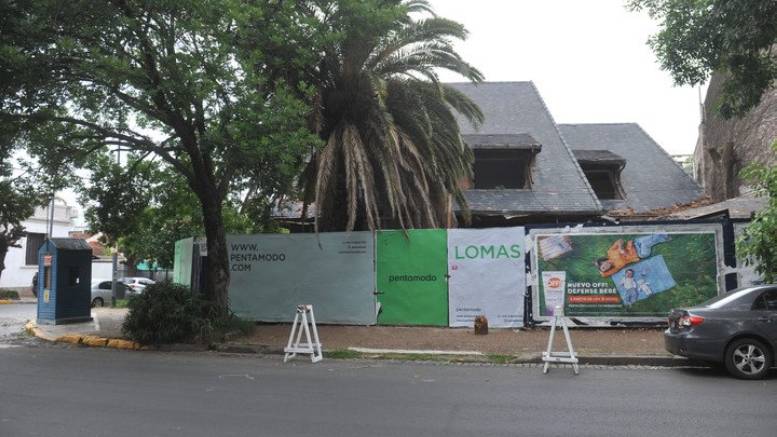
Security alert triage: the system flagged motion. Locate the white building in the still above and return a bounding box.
[0,198,79,295]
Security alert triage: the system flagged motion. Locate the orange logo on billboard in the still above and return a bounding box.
[548,277,561,288]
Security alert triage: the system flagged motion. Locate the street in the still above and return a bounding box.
[0,318,775,437]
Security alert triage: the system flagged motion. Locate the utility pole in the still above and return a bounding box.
[109,147,126,307]
[46,196,55,238]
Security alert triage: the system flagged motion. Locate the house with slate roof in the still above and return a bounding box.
[450,82,703,225]
[274,81,703,229]
[449,82,602,226]
[559,123,703,218]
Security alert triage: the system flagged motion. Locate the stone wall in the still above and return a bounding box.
[695,73,777,201]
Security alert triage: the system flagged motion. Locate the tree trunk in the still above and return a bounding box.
[197,191,230,317]
[0,241,8,284]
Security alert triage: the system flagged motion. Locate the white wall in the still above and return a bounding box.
[0,199,79,292]
[91,260,114,282]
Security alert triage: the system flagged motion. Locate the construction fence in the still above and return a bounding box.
[174,218,760,327]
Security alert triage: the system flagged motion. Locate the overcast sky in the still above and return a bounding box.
[429,0,703,155]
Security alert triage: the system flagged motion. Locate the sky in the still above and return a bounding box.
[429,0,703,155]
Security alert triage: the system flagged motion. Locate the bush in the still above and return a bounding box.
[0,289,20,300]
[121,281,255,345]
[122,282,202,345]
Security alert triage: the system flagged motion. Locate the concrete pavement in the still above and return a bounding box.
[0,344,775,437]
[26,307,127,341]
[17,303,690,365]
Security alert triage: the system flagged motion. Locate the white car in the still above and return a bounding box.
[120,277,156,294]
[90,280,129,307]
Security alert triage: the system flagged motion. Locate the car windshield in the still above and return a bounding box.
[702,287,759,309]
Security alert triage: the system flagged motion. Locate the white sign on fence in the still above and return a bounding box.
[447,227,526,328]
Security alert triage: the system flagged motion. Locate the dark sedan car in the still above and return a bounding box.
[665,285,777,379]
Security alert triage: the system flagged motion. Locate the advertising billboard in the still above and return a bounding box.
[531,225,723,321]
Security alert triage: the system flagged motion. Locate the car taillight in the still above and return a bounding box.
[679,314,704,327]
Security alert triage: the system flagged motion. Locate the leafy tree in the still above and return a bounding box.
[79,153,259,270]
[1,1,322,314]
[629,0,777,117]
[300,0,484,231]
[737,142,777,282]
[0,127,42,282]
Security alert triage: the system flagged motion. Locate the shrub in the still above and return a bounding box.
[121,281,255,345]
[122,281,201,345]
[0,289,20,300]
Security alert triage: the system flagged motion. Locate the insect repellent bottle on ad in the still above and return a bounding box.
[542,271,566,316]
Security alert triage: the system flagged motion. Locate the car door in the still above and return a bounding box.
[97,281,113,300]
[751,288,777,347]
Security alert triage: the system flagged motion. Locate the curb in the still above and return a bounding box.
[24,321,143,351]
[0,299,36,305]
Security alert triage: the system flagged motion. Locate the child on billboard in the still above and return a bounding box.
[594,239,639,277]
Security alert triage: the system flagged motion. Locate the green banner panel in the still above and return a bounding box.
[173,238,193,287]
[534,228,721,319]
[377,229,448,326]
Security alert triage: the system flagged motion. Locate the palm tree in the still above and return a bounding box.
[301,0,484,232]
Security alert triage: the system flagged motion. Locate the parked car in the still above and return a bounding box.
[665,285,777,379]
[90,280,128,307]
[119,277,155,295]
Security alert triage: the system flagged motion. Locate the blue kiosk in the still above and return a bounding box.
[37,238,93,325]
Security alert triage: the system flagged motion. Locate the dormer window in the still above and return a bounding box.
[573,150,626,200]
[463,134,541,190]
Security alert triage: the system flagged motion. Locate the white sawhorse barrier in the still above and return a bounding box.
[542,306,579,375]
[284,304,323,363]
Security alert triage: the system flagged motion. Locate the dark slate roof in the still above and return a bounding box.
[465,190,607,215]
[559,123,703,213]
[49,238,92,251]
[448,82,602,215]
[669,194,767,219]
[462,133,540,150]
[573,149,626,167]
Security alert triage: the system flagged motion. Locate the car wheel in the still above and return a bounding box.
[725,338,772,380]
[91,297,104,308]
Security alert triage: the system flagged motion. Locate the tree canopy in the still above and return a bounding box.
[0,0,322,312]
[0,125,42,281]
[629,0,777,117]
[78,153,260,270]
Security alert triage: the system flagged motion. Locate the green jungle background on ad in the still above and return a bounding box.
[538,233,718,317]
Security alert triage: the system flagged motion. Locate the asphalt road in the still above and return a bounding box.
[1,339,776,437]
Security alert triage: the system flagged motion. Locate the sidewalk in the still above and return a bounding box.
[27,311,687,365]
[240,324,668,355]
[28,308,127,341]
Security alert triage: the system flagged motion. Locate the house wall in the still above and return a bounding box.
[696,72,777,201]
[91,259,114,282]
[0,201,78,294]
